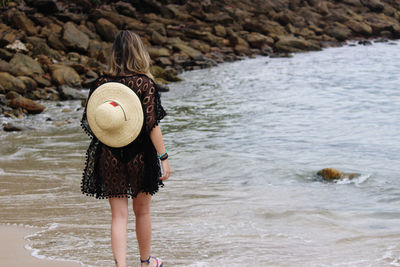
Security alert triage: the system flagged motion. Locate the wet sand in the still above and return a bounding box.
[0,225,82,267]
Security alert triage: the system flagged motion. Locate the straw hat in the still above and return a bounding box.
[86,82,143,148]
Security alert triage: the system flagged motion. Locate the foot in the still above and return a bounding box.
[141,256,163,267]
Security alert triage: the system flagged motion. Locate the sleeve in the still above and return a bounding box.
[140,76,167,132]
[81,77,105,138]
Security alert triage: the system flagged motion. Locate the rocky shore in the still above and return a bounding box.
[1,0,399,127]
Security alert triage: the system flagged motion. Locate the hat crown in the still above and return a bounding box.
[95,101,125,131]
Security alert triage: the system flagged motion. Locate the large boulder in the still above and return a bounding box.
[95,18,119,42]
[147,46,171,58]
[274,35,321,52]
[25,36,62,60]
[172,43,202,59]
[0,72,26,94]
[88,40,112,64]
[0,60,11,72]
[89,9,125,28]
[17,76,37,92]
[62,22,90,52]
[9,54,44,77]
[327,22,352,41]
[47,32,67,51]
[9,96,45,114]
[361,0,384,12]
[50,64,82,87]
[345,20,373,36]
[6,10,37,35]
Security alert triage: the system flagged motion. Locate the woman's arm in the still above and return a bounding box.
[150,125,171,180]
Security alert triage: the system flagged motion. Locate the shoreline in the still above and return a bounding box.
[0,224,82,267]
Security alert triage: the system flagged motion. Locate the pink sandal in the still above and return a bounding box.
[140,256,163,267]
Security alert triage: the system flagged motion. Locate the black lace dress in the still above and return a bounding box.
[81,74,166,199]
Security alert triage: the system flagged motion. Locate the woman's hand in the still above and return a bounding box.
[160,159,171,180]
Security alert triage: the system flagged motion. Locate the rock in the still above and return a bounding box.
[150,66,183,82]
[58,85,87,100]
[147,46,171,58]
[205,12,233,25]
[89,9,125,29]
[189,39,211,54]
[358,40,372,45]
[0,93,6,104]
[9,53,44,77]
[151,30,167,45]
[10,96,45,114]
[17,76,37,92]
[114,1,137,18]
[274,35,321,53]
[31,0,63,13]
[317,168,342,180]
[148,22,167,36]
[184,29,227,47]
[95,18,119,42]
[343,0,363,6]
[0,31,17,47]
[157,57,172,66]
[245,32,274,49]
[317,168,360,181]
[164,4,193,21]
[0,60,11,72]
[32,74,51,87]
[214,25,227,37]
[172,43,202,59]
[345,20,373,36]
[0,72,26,94]
[47,32,66,51]
[25,36,62,60]
[361,0,384,12]
[0,48,13,61]
[5,91,21,99]
[6,10,37,35]
[3,123,24,132]
[62,22,90,52]
[327,22,352,41]
[67,52,81,62]
[5,40,28,53]
[88,40,112,64]
[50,64,82,87]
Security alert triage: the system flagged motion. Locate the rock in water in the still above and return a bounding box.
[9,97,45,114]
[317,168,343,180]
[3,123,23,132]
[58,85,88,100]
[317,168,360,181]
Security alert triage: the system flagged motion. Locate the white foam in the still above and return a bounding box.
[335,174,371,186]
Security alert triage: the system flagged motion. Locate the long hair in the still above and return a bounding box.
[108,30,154,79]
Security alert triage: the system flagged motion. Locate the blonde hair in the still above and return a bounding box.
[108,30,154,79]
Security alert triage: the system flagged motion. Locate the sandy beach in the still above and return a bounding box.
[0,225,82,267]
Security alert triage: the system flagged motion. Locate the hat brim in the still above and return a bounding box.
[87,82,144,148]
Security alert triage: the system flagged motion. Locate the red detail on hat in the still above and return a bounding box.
[109,101,119,107]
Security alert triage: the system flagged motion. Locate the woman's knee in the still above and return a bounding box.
[132,193,151,216]
[109,198,129,221]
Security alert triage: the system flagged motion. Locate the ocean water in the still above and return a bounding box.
[1,40,400,266]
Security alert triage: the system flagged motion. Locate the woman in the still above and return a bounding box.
[81,30,170,267]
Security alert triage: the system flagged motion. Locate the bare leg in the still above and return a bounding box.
[109,197,129,267]
[133,193,162,267]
